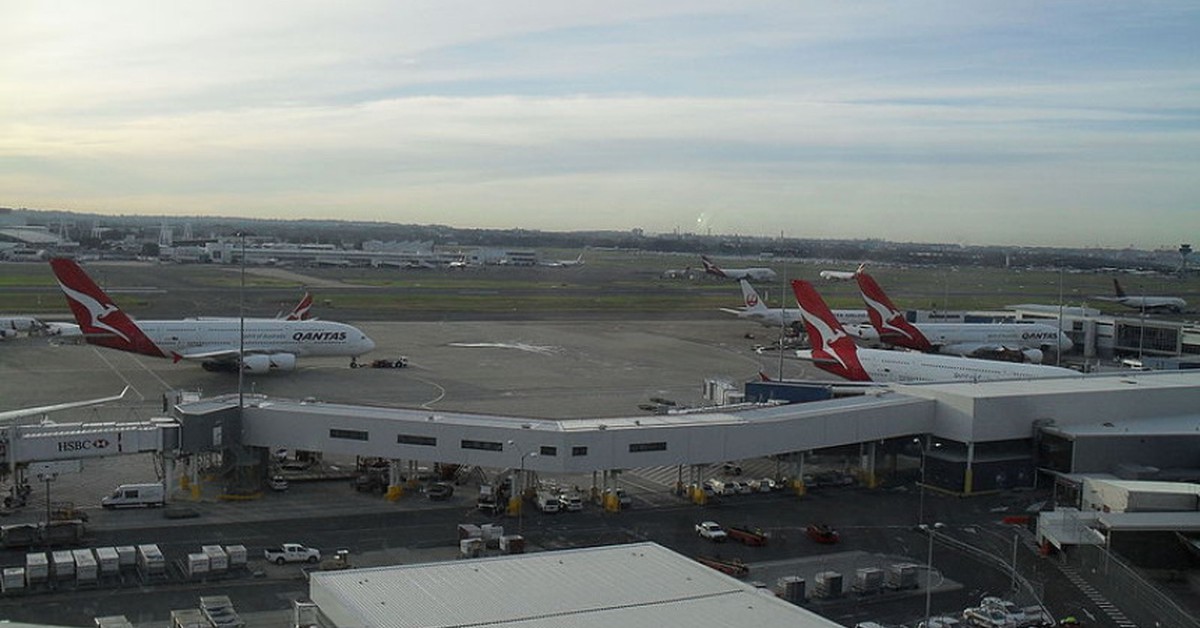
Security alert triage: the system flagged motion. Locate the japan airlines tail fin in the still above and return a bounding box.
[855,271,932,351]
[738,280,769,313]
[49,258,165,358]
[791,280,871,381]
[285,292,314,321]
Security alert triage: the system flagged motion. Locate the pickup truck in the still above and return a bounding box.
[695,521,728,542]
[264,543,321,565]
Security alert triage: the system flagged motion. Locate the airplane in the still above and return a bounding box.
[0,386,130,423]
[0,316,47,339]
[699,255,778,282]
[1094,278,1187,313]
[790,280,1076,383]
[49,258,375,373]
[855,271,1072,363]
[819,264,865,282]
[542,253,585,268]
[720,280,876,341]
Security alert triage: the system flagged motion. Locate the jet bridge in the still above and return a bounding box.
[1,418,180,469]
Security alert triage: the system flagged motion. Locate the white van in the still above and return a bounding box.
[534,490,560,513]
[101,483,165,508]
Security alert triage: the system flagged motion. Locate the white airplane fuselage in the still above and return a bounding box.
[800,346,1076,384]
[910,323,1072,354]
[132,319,375,358]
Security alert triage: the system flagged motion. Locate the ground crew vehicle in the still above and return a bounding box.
[263,543,320,565]
[695,521,728,542]
[725,525,769,546]
[101,483,165,508]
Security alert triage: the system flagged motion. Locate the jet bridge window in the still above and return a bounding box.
[539,446,557,456]
[629,442,667,453]
[461,439,504,452]
[397,434,437,447]
[330,428,369,441]
[571,446,588,457]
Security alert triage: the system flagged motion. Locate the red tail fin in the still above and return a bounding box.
[700,255,726,278]
[855,272,931,351]
[49,258,165,358]
[791,280,870,381]
[286,292,313,321]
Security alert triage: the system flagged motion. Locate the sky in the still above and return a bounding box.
[2,1,1198,248]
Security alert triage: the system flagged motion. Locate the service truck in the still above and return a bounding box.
[263,543,320,565]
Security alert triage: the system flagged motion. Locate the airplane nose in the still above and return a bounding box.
[361,334,376,354]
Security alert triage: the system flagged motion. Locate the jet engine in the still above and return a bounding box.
[241,353,298,373]
[1022,348,1044,364]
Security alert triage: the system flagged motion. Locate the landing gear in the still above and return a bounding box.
[350,357,359,369]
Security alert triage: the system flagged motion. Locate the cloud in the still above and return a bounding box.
[2,1,1198,247]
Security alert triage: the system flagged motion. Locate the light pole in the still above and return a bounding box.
[518,451,537,535]
[920,522,945,628]
[915,438,925,526]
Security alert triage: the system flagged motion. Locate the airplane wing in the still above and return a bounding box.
[0,387,131,422]
[719,307,747,315]
[171,348,243,362]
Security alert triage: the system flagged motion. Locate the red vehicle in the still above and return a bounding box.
[725,525,769,547]
[806,523,839,544]
[695,555,749,578]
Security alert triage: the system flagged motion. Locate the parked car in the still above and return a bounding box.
[748,478,778,492]
[269,475,289,491]
[425,482,454,501]
[695,521,728,542]
[721,462,743,475]
[730,480,752,494]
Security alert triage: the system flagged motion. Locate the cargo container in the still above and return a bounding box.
[73,549,98,583]
[0,524,39,549]
[499,535,525,554]
[224,545,247,569]
[94,547,119,576]
[186,553,210,579]
[169,609,209,628]
[854,567,883,594]
[115,546,136,569]
[813,571,843,599]
[137,544,165,576]
[457,524,482,540]
[886,563,919,590]
[94,616,134,628]
[51,550,74,580]
[777,576,805,603]
[42,520,85,546]
[459,538,483,559]
[2,567,25,593]
[202,545,228,572]
[25,553,48,585]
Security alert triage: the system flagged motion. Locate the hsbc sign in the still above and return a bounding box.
[57,438,112,453]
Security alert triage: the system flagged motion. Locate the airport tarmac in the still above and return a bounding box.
[1,319,805,420]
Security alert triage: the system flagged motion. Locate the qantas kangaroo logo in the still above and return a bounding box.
[799,307,851,371]
[745,294,759,307]
[286,293,313,321]
[56,280,131,343]
[856,273,930,349]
